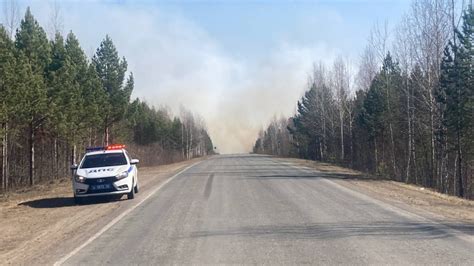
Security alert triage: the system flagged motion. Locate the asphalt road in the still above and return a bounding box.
[63,154,473,265]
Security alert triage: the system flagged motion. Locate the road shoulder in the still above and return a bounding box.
[273,157,474,225]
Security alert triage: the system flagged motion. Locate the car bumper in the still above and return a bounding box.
[74,190,130,198]
[73,176,133,197]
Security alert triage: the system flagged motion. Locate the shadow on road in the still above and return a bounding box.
[19,197,76,208]
[19,195,122,208]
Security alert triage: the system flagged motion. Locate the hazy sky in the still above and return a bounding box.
[16,0,411,153]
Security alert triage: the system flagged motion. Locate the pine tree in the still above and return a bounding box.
[65,32,106,148]
[381,54,404,178]
[15,7,51,76]
[92,35,130,145]
[0,26,16,192]
[293,86,319,160]
[292,81,335,161]
[11,54,47,186]
[359,73,386,173]
[358,53,403,176]
[14,7,50,186]
[352,89,370,171]
[439,6,473,197]
[48,32,68,134]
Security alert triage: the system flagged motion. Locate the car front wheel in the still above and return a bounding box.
[134,182,139,194]
[127,183,135,200]
[74,196,83,205]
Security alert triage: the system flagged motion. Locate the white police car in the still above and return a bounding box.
[71,144,139,204]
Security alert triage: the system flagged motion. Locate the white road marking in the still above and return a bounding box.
[54,160,203,266]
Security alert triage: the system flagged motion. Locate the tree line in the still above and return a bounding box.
[254,1,473,199]
[0,7,214,193]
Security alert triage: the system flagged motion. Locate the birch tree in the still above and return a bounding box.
[2,0,20,39]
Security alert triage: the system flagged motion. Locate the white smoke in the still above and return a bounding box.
[21,1,341,153]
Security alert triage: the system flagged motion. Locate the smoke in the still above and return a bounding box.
[25,1,339,153]
[206,43,337,153]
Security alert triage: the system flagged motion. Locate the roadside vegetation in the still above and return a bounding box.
[0,6,214,194]
[254,1,473,199]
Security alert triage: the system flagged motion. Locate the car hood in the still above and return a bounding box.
[76,165,130,178]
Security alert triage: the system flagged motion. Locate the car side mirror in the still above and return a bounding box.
[70,163,78,170]
[130,159,139,165]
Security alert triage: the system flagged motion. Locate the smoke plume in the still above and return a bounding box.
[26,1,339,153]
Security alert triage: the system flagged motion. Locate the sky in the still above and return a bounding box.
[11,0,411,153]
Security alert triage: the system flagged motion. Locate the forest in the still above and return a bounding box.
[254,1,473,199]
[0,7,214,193]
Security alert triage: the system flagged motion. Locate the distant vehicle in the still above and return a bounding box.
[71,144,140,204]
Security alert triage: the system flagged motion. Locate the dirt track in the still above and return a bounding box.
[0,157,204,265]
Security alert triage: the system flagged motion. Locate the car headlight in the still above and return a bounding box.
[75,175,86,183]
[116,171,128,180]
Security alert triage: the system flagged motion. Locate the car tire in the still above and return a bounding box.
[134,182,139,194]
[127,183,135,200]
[74,196,83,205]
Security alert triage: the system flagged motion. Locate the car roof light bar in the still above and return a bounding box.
[85,146,105,152]
[106,144,126,150]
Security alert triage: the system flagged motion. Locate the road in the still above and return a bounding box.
[62,154,473,265]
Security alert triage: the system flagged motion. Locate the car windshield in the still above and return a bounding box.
[81,153,128,169]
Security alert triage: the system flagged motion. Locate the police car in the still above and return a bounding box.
[71,144,139,204]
